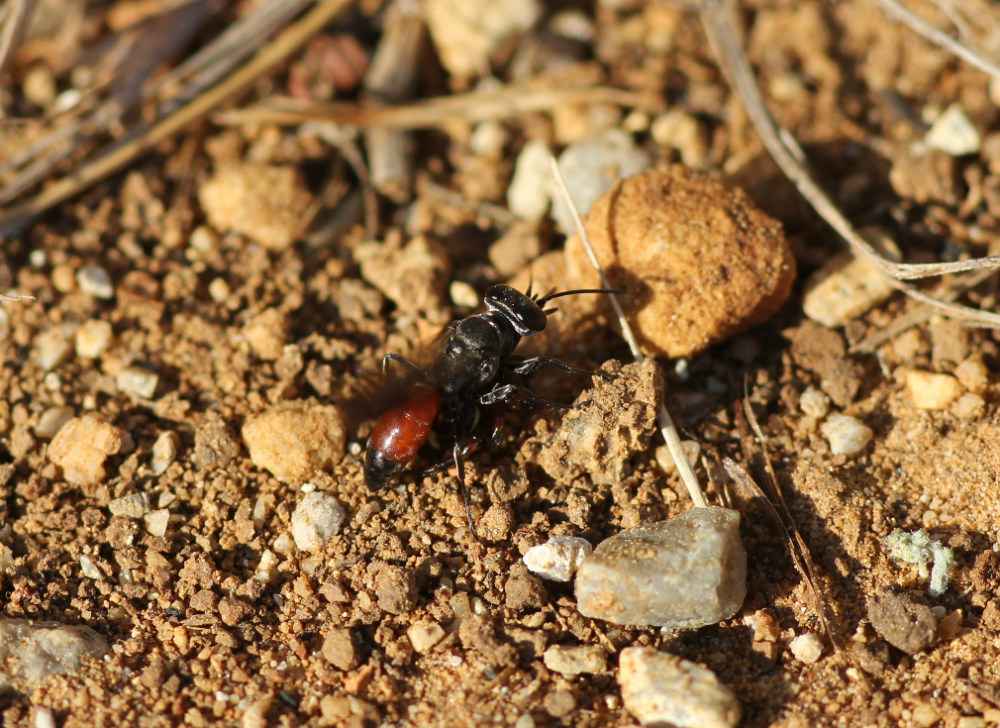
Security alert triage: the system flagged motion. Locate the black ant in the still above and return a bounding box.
[364,283,619,536]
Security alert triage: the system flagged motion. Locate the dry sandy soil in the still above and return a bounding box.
[2,0,1000,726]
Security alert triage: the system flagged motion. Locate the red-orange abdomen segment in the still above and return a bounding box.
[364,388,442,489]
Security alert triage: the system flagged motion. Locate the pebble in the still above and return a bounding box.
[217,596,252,626]
[116,365,159,399]
[523,535,593,582]
[0,618,109,687]
[254,549,279,583]
[290,491,346,551]
[33,323,79,371]
[407,621,446,653]
[954,355,989,394]
[788,633,825,664]
[552,128,651,233]
[925,104,980,156]
[198,163,312,251]
[906,370,964,410]
[543,644,607,677]
[802,252,894,328]
[322,629,359,670]
[47,415,124,487]
[507,139,554,220]
[649,110,707,168]
[241,402,346,483]
[565,167,796,358]
[150,431,180,475]
[820,414,873,456]
[34,707,56,728]
[355,235,450,315]
[575,508,746,628]
[76,264,114,299]
[193,416,240,470]
[370,561,418,615]
[79,555,103,580]
[423,0,541,81]
[242,308,289,361]
[108,492,149,518]
[75,319,113,359]
[951,392,985,419]
[143,509,170,538]
[799,386,831,419]
[618,647,741,728]
[34,406,74,439]
[655,440,701,474]
[866,588,937,653]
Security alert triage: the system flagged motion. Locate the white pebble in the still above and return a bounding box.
[116,366,159,399]
[290,492,347,551]
[76,264,114,299]
[109,492,150,518]
[34,707,56,728]
[75,319,113,359]
[925,104,980,156]
[789,633,824,664]
[33,323,79,371]
[799,386,830,418]
[543,644,607,677]
[151,431,180,475]
[254,549,279,583]
[523,535,592,582]
[406,621,446,653]
[80,554,102,580]
[820,414,873,456]
[143,509,170,538]
[655,441,701,474]
[507,139,553,220]
[906,370,964,410]
[802,253,894,328]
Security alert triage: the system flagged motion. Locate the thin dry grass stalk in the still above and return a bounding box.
[213,85,647,130]
[0,0,33,84]
[698,0,1000,329]
[871,0,1000,81]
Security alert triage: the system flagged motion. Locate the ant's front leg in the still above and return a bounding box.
[479,383,579,409]
[383,352,425,378]
[506,355,608,379]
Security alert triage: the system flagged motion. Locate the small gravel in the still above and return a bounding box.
[108,492,150,518]
[802,252,895,328]
[618,647,741,728]
[242,401,346,483]
[47,415,124,487]
[867,588,937,653]
[543,644,607,677]
[925,104,980,156]
[507,138,553,220]
[116,365,159,399]
[523,535,592,582]
[76,264,114,299]
[788,633,825,664]
[34,406,74,439]
[575,508,746,628]
[906,370,964,410]
[150,431,180,475]
[821,414,873,456]
[33,323,79,371]
[290,491,347,551]
[75,319,113,359]
[0,618,109,687]
[407,622,446,654]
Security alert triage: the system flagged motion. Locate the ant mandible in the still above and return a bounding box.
[364,283,619,536]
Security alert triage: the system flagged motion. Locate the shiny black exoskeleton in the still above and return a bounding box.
[364,283,618,534]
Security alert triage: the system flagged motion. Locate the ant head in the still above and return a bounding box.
[484,284,548,336]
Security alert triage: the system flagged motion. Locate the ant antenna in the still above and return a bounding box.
[534,287,625,307]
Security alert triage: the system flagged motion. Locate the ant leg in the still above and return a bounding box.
[479,383,578,409]
[383,352,424,377]
[453,441,480,540]
[507,355,605,378]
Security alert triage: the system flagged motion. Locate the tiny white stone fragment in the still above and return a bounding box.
[799,386,830,419]
[788,633,824,664]
[820,414,873,456]
[35,406,74,439]
[407,621,446,653]
[109,492,150,518]
[507,139,554,220]
[543,644,607,677]
[290,492,347,551]
[75,319,113,359]
[76,264,115,299]
[33,323,79,371]
[523,536,593,582]
[143,509,170,538]
[906,370,964,410]
[151,431,180,475]
[116,366,159,399]
[80,555,102,580]
[925,104,980,156]
[254,549,279,582]
[802,253,895,328]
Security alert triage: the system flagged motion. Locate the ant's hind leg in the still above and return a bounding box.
[507,356,610,379]
[382,352,424,377]
[453,442,480,540]
[479,383,578,409]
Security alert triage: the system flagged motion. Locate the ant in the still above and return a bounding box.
[364,283,619,536]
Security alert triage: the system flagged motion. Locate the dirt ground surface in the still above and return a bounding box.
[3,0,1000,726]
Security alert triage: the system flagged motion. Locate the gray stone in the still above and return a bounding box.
[575,508,746,628]
[0,618,109,688]
[618,647,740,728]
[291,491,347,551]
[76,264,114,299]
